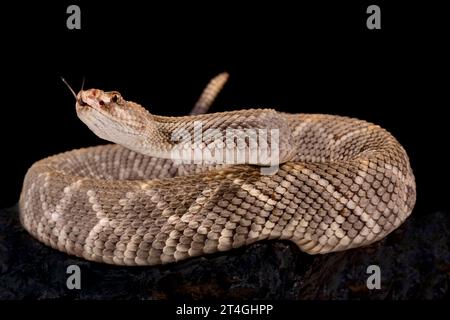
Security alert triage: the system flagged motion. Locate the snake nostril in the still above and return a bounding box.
[78,98,88,107]
[99,100,105,106]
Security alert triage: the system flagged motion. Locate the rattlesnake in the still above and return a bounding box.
[19,74,416,266]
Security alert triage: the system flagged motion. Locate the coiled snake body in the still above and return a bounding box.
[19,74,416,266]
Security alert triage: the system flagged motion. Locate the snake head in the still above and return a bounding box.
[76,89,152,150]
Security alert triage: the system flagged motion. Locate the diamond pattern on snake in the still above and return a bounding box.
[19,73,416,266]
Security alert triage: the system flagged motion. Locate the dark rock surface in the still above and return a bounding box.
[0,205,448,299]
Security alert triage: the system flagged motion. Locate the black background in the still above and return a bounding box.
[1,0,448,220]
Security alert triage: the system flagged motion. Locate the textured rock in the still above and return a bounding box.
[0,205,448,299]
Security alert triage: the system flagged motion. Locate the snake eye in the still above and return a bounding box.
[111,95,118,103]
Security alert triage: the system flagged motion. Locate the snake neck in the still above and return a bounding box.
[139,110,296,166]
